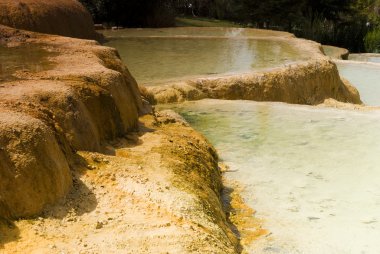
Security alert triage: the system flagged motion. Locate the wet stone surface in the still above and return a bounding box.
[0,44,55,83]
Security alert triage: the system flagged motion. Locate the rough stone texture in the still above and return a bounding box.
[147,37,361,105]
[0,80,126,153]
[189,60,360,104]
[0,25,243,253]
[149,83,207,103]
[0,25,142,218]
[0,0,99,40]
[1,112,240,254]
[0,110,72,218]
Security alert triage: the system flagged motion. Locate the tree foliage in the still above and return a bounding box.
[80,0,380,52]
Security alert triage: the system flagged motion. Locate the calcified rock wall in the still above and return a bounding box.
[147,38,361,105]
[0,0,99,40]
[0,25,142,218]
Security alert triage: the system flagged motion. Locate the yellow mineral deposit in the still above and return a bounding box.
[1,0,380,253]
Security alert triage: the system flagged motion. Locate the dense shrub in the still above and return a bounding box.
[294,17,368,52]
[365,29,380,52]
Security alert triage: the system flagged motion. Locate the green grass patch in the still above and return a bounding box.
[365,29,380,53]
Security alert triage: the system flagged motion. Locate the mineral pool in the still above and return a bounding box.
[164,99,380,254]
[348,54,380,64]
[103,28,307,85]
[337,61,380,106]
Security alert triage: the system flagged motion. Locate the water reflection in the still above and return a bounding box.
[101,27,290,38]
[105,37,303,85]
[102,28,308,85]
[0,45,55,83]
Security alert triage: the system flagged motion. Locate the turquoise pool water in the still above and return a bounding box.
[164,99,380,254]
[337,62,380,106]
[348,54,380,63]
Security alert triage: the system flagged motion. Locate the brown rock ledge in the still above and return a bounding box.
[0,25,142,219]
[0,0,99,40]
[1,112,240,254]
[146,37,361,105]
[0,26,243,253]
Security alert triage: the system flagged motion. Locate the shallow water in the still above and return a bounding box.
[337,62,380,106]
[163,99,380,254]
[321,46,335,57]
[0,45,55,83]
[101,27,289,38]
[348,54,380,63]
[322,45,345,59]
[103,28,306,85]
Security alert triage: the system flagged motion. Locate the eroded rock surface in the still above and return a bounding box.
[0,0,99,39]
[0,25,142,219]
[0,110,72,218]
[1,112,240,254]
[0,25,243,253]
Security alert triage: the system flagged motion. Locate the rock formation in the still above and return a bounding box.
[0,25,242,253]
[0,25,142,218]
[1,111,241,253]
[145,37,361,105]
[0,0,99,39]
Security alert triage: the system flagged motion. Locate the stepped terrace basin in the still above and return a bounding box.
[0,44,55,83]
[102,27,310,85]
[103,27,359,105]
[162,99,380,254]
[322,45,349,60]
[337,61,380,106]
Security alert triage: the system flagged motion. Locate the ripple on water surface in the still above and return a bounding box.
[103,28,307,85]
[162,99,380,254]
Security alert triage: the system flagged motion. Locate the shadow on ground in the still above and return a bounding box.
[222,185,244,253]
[41,154,98,219]
[0,220,20,249]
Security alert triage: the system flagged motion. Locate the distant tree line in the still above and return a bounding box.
[80,0,380,52]
[79,0,175,27]
[174,0,380,52]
